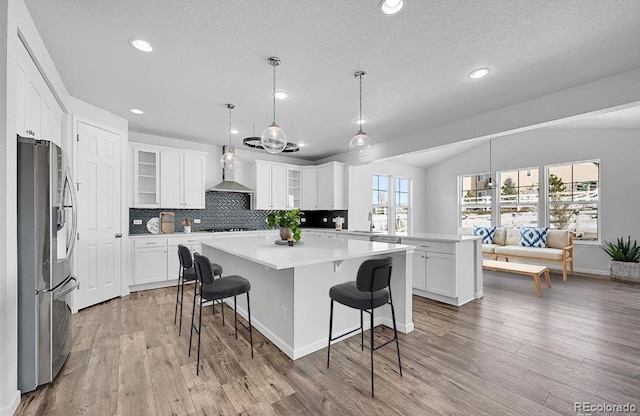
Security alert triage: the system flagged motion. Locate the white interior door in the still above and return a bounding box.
[75,121,122,309]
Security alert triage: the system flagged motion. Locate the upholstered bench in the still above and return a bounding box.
[460,227,574,281]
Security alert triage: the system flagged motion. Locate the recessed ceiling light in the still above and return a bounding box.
[130,108,144,114]
[380,0,405,15]
[275,91,289,100]
[468,68,491,79]
[229,128,239,135]
[297,143,307,148]
[129,38,154,53]
[354,118,367,125]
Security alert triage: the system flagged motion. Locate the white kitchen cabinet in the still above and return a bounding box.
[16,38,63,147]
[286,167,302,209]
[301,167,318,210]
[159,150,206,209]
[132,144,206,209]
[403,237,480,306]
[132,147,160,208]
[134,246,168,285]
[317,162,347,210]
[254,161,287,210]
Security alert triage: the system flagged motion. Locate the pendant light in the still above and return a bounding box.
[220,104,239,171]
[349,71,373,158]
[260,57,287,154]
[485,138,495,189]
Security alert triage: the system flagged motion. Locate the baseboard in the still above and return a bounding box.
[128,279,181,292]
[0,389,21,416]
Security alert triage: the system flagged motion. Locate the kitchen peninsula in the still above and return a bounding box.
[201,236,415,359]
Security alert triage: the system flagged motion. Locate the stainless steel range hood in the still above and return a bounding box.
[206,146,254,193]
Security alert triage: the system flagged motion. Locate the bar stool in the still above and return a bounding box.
[326,257,402,397]
[174,245,222,336]
[189,253,253,375]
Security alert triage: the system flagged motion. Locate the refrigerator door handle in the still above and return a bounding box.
[64,168,78,260]
[36,275,71,295]
[53,276,78,299]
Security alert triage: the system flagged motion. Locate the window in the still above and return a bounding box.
[460,173,492,227]
[395,178,410,235]
[498,168,539,228]
[547,161,599,241]
[372,174,389,232]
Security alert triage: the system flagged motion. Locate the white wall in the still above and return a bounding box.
[424,129,640,274]
[348,161,428,233]
[129,131,314,191]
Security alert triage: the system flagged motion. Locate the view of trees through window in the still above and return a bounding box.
[395,178,410,234]
[499,168,539,228]
[460,173,492,227]
[372,174,389,232]
[372,175,411,233]
[547,161,599,241]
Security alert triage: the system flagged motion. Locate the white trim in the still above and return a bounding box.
[0,389,20,416]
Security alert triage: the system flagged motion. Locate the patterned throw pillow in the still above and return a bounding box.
[473,226,497,244]
[519,228,548,248]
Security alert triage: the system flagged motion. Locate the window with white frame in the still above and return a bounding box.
[372,174,389,232]
[395,178,410,235]
[498,168,539,228]
[460,173,492,227]
[547,161,599,241]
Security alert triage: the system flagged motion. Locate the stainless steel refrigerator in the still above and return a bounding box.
[17,135,79,393]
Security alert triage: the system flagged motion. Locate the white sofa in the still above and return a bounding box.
[460,227,574,281]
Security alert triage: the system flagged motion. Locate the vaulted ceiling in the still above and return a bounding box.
[25,0,640,160]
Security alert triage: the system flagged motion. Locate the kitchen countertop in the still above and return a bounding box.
[301,228,480,243]
[202,235,414,270]
[128,230,276,238]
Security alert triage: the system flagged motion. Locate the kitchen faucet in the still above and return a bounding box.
[368,211,373,232]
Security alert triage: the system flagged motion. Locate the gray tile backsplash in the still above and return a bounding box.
[129,191,348,234]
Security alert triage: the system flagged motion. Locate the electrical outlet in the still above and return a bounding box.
[133,219,142,225]
[332,218,336,222]
[323,218,328,223]
[301,218,306,223]
[281,305,287,321]
[193,219,201,224]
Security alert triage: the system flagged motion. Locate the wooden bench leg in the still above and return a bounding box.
[544,269,552,288]
[532,273,542,297]
[570,258,574,273]
[562,260,567,282]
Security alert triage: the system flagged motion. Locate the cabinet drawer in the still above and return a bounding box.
[134,237,167,248]
[403,240,455,255]
[167,236,211,247]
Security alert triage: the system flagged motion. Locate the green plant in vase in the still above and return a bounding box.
[267,208,303,242]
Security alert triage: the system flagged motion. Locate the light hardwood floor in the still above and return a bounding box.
[16,271,640,415]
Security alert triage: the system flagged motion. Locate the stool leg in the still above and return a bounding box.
[389,290,403,377]
[234,295,238,339]
[370,308,375,397]
[221,300,225,326]
[178,276,186,336]
[188,281,198,356]
[327,299,334,369]
[196,297,204,375]
[360,310,364,351]
[247,291,253,358]
[174,270,181,326]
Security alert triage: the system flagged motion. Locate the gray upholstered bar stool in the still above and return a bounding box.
[189,253,253,375]
[326,257,402,397]
[174,244,222,336]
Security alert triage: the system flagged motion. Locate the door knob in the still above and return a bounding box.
[115,233,122,238]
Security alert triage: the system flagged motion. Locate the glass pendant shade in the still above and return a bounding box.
[349,132,373,158]
[220,147,239,171]
[260,123,287,154]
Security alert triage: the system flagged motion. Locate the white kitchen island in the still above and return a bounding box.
[201,236,415,360]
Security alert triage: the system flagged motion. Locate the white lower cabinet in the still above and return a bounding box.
[404,237,478,306]
[132,235,213,288]
[134,247,168,285]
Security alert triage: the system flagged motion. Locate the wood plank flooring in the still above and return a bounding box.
[16,271,640,415]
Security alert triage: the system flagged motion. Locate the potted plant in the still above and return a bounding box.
[267,208,303,242]
[603,236,640,281]
[182,218,193,233]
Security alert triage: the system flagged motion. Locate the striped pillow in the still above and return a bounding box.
[473,226,497,244]
[519,228,548,248]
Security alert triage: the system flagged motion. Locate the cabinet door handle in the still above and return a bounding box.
[26,129,35,136]
[146,242,157,245]
[420,245,430,248]
[115,233,122,238]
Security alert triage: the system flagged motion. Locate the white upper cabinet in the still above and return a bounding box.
[182,152,205,209]
[286,167,302,209]
[131,144,206,209]
[301,167,318,210]
[16,38,63,147]
[317,162,347,210]
[254,161,287,210]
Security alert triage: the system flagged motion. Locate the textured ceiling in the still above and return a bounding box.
[25,0,640,160]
